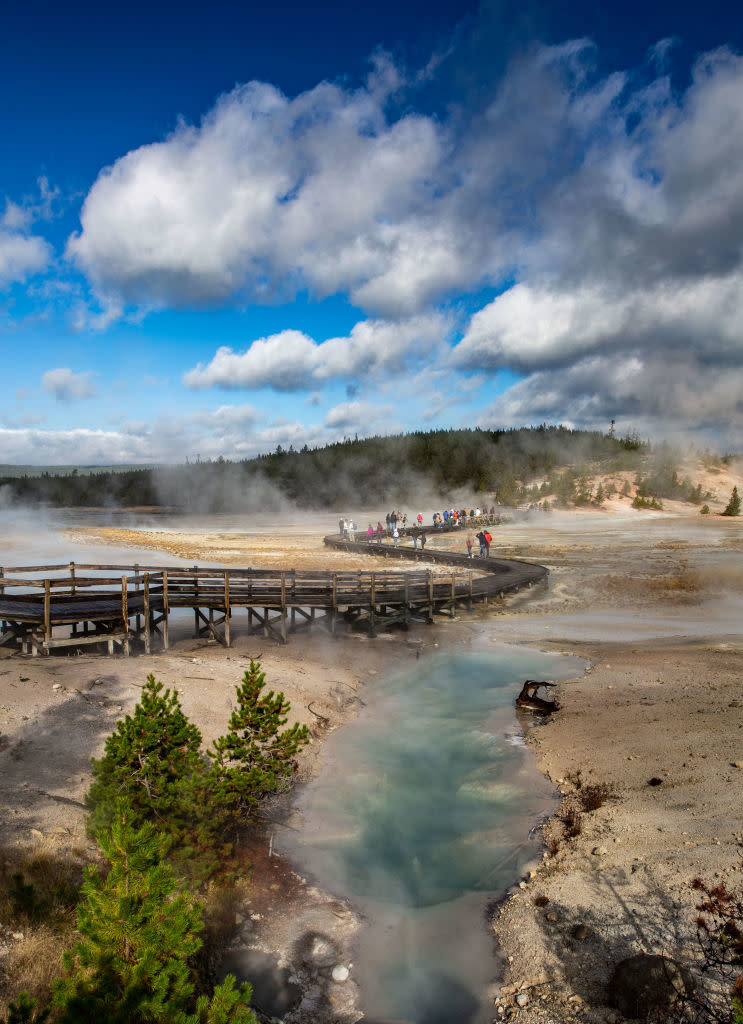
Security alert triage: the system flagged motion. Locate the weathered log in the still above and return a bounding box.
[515,679,559,713]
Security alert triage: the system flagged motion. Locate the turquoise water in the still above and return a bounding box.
[279,641,585,1024]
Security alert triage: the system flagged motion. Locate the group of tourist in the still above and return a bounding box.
[340,507,494,557]
[432,506,497,527]
[360,520,428,549]
[383,510,419,533]
[338,517,358,540]
[474,529,492,557]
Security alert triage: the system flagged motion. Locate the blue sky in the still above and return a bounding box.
[2,0,743,464]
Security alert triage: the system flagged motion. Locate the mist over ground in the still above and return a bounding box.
[0,426,677,514]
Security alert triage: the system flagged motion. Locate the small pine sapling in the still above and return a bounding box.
[86,676,215,876]
[54,808,256,1023]
[0,993,50,1024]
[208,660,309,834]
[54,809,202,1022]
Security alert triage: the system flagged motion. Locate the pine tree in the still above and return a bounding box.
[54,810,201,1022]
[208,660,309,833]
[53,810,256,1023]
[86,677,215,877]
[722,486,741,516]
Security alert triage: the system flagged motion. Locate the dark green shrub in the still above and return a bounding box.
[722,486,741,517]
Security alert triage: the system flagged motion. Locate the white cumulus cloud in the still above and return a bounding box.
[183,314,450,391]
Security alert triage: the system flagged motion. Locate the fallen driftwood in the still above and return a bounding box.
[307,701,330,726]
[516,679,559,714]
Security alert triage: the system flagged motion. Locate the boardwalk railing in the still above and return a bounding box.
[0,547,547,656]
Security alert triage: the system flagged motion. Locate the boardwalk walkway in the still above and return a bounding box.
[0,539,547,655]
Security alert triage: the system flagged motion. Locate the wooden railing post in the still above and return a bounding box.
[280,571,287,642]
[193,566,199,637]
[44,579,51,644]
[69,561,76,596]
[162,570,169,650]
[143,573,151,654]
[121,576,129,655]
[134,563,141,634]
[224,571,231,648]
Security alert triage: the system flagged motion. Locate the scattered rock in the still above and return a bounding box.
[331,964,350,983]
[592,846,609,857]
[732,761,743,769]
[572,924,592,941]
[52,684,63,691]
[299,932,338,969]
[608,954,695,1018]
[648,777,663,786]
[515,993,529,1007]
[545,910,561,923]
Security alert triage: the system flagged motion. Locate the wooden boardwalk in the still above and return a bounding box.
[0,541,547,655]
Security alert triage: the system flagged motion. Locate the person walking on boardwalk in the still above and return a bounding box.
[476,530,486,557]
[367,523,374,542]
[466,535,473,558]
[419,531,427,550]
[376,521,384,544]
[393,527,399,548]
[483,529,492,556]
[412,532,418,550]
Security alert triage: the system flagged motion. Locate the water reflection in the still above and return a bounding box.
[279,644,584,1023]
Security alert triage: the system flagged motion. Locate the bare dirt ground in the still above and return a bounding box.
[457,510,743,1024]
[1,501,742,1022]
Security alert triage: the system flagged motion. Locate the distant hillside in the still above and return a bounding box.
[1,426,733,514]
